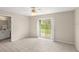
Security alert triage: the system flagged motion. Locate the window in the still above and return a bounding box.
[39,20,51,38]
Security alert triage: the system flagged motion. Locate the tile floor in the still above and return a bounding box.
[0,38,77,52]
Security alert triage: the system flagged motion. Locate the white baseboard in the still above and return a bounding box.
[55,39,74,45]
[29,36,38,38]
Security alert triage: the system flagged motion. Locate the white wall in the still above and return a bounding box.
[75,8,79,51]
[29,16,38,37]
[54,11,75,44]
[29,11,75,44]
[0,10,29,41]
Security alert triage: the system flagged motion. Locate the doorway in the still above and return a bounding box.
[38,18,54,39]
[0,16,11,41]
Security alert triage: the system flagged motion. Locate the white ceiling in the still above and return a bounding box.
[0,7,77,16]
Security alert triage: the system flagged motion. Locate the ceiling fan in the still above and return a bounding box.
[31,7,36,16]
[31,7,41,16]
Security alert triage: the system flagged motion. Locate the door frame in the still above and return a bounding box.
[37,17,55,40]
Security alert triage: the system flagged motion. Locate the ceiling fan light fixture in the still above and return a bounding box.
[32,7,36,16]
[32,12,36,16]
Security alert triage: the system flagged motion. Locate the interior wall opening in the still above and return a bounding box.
[0,16,11,41]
